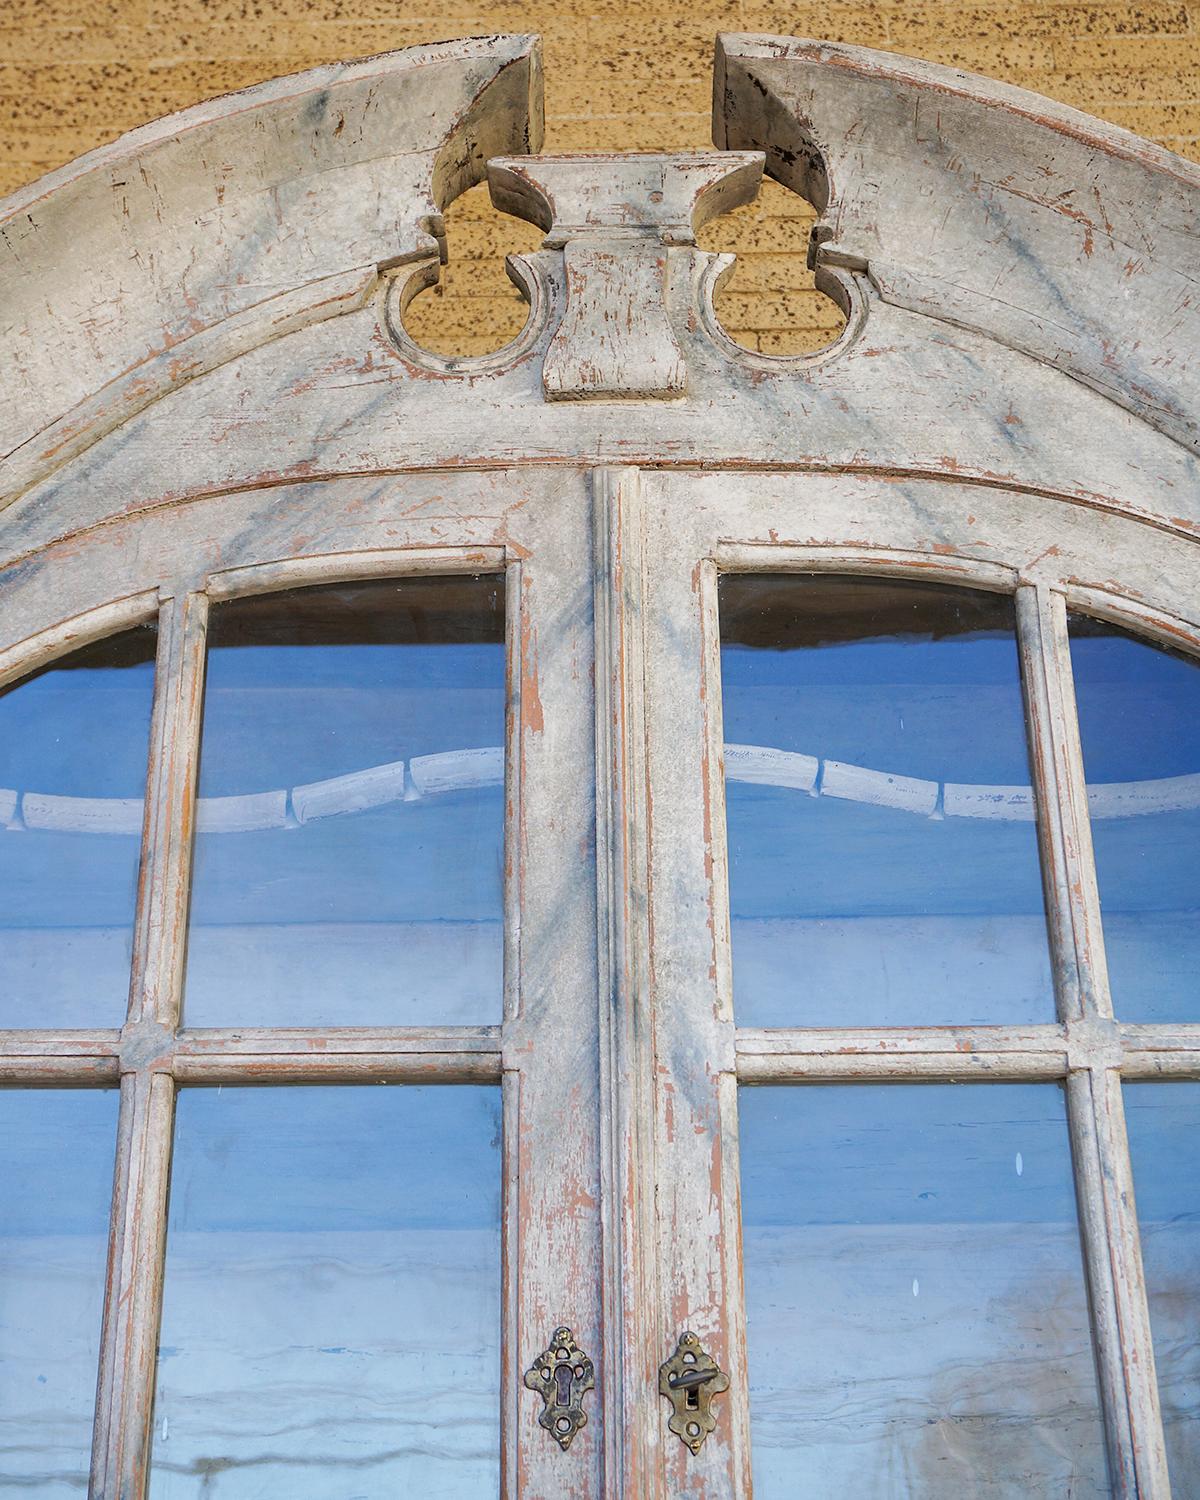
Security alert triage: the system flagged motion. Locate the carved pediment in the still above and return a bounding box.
[3,32,1200,541]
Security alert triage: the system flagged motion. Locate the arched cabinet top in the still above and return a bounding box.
[2,32,1199,563]
[0,35,544,476]
[3,39,1199,1500]
[716,33,1200,455]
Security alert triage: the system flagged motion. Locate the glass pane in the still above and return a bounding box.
[0,1088,117,1493]
[720,576,1052,1026]
[740,1083,1107,1498]
[0,628,156,1027]
[150,1085,502,1498]
[1124,1082,1200,1490]
[184,577,505,1026]
[1069,617,1200,1022]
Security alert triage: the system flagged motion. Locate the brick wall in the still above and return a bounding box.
[4,0,1198,354]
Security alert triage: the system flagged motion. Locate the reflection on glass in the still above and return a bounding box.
[0,1089,117,1491]
[1124,1083,1200,1490]
[720,576,1052,1027]
[0,628,156,1027]
[1069,617,1200,1022]
[184,577,505,1026]
[740,1084,1106,1498]
[150,1085,502,1498]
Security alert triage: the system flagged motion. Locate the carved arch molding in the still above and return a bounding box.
[3,28,1200,1500]
[1,29,1199,533]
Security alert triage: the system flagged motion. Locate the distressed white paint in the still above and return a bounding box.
[2,26,1199,1500]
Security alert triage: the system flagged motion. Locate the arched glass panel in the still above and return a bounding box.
[183,576,506,1027]
[0,627,157,1027]
[1068,616,1200,1022]
[720,575,1053,1027]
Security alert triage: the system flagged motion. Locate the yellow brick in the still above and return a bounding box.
[0,21,446,64]
[0,57,303,106]
[402,324,528,357]
[889,2,1190,46]
[716,289,849,331]
[4,0,1200,350]
[0,0,144,23]
[443,184,539,227]
[548,114,712,151]
[756,326,848,356]
[0,81,196,135]
[0,26,96,65]
[446,219,541,259]
[701,206,817,241]
[1044,67,1200,104]
[697,214,816,254]
[715,327,758,353]
[561,0,734,19]
[896,37,1057,74]
[404,289,531,343]
[698,184,822,250]
[0,161,59,195]
[1052,34,1200,68]
[1102,101,1200,134]
[576,19,716,78]
[712,252,825,295]
[436,258,542,297]
[543,74,711,119]
[0,127,101,163]
[740,5,892,48]
[140,0,535,24]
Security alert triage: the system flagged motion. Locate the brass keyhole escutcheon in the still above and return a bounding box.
[659,1330,730,1455]
[524,1326,595,1451]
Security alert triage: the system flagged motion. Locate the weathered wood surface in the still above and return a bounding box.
[591,468,666,1498]
[2,36,1200,540]
[490,154,762,400]
[643,468,1184,1497]
[6,255,1198,544]
[4,28,1200,1500]
[0,35,544,504]
[716,33,1200,457]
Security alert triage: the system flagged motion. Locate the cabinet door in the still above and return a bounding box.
[0,470,607,1500]
[628,467,1200,1499]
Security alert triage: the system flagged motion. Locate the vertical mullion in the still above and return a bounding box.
[500,557,521,1500]
[1018,582,1170,1496]
[92,590,207,1499]
[634,488,744,1496]
[128,589,209,1032]
[1077,1068,1173,1496]
[593,466,664,1499]
[92,1072,176,1499]
[1016,581,1105,1022]
[505,494,603,1499]
[698,555,752,1496]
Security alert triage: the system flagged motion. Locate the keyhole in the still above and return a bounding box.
[685,1386,699,1411]
[554,1363,574,1408]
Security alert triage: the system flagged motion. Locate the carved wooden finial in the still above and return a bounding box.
[488,152,763,401]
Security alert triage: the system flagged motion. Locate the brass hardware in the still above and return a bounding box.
[659,1330,729,1455]
[524,1326,595,1451]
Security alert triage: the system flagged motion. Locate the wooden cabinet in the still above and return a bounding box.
[2,31,1198,1499]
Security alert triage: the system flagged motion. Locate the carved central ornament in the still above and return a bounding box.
[490,152,763,400]
[387,151,774,401]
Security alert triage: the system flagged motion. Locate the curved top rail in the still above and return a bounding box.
[715,33,1200,455]
[0,35,543,474]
